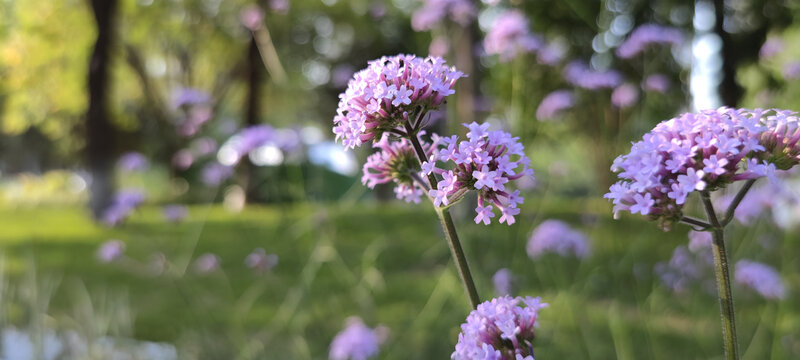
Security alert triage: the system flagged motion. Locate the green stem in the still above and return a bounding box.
[701,191,739,360]
[405,122,481,309]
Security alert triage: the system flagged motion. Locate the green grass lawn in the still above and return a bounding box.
[0,198,798,359]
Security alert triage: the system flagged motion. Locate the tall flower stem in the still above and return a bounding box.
[405,122,481,309]
[700,190,739,360]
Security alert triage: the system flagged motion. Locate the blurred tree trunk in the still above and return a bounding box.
[242,30,264,203]
[86,0,118,219]
[453,23,476,133]
[713,0,743,107]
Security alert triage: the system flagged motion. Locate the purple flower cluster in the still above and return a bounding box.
[171,87,211,109]
[329,317,386,360]
[735,260,787,300]
[643,74,671,93]
[97,239,125,263]
[361,133,438,204]
[428,122,534,225]
[101,189,145,227]
[535,90,574,121]
[526,220,590,259]
[759,37,784,60]
[452,296,547,360]
[611,83,639,108]
[616,24,684,59]
[563,61,622,90]
[655,243,714,294]
[194,253,220,274]
[117,152,149,172]
[219,125,300,166]
[333,54,464,149]
[201,163,234,186]
[244,248,279,274]
[483,10,542,62]
[411,0,475,31]
[163,204,188,223]
[492,268,514,296]
[605,108,800,227]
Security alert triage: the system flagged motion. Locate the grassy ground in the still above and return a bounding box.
[0,196,798,359]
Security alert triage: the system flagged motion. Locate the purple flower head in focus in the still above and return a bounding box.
[201,163,234,187]
[616,24,684,59]
[362,132,439,204]
[97,239,125,263]
[563,61,623,90]
[333,54,464,149]
[526,219,590,259]
[605,108,800,228]
[536,90,574,121]
[611,83,639,108]
[429,122,534,225]
[643,74,671,93]
[244,248,279,274]
[411,0,476,31]
[735,260,786,300]
[163,204,188,223]
[117,152,149,172]
[329,317,386,360]
[194,253,220,274]
[452,296,548,360]
[483,10,543,62]
[101,189,145,227]
[759,37,784,60]
[492,268,514,296]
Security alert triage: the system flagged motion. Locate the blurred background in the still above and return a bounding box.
[2,0,800,358]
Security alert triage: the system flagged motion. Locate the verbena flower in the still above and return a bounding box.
[201,163,234,186]
[362,133,438,204]
[526,219,590,259]
[428,122,534,225]
[194,253,220,274]
[563,61,622,90]
[492,268,514,296]
[654,244,714,294]
[611,83,639,108]
[535,90,574,121]
[452,296,547,360]
[329,317,386,360]
[240,5,264,31]
[171,87,211,109]
[411,0,476,31]
[735,260,787,300]
[117,152,149,172]
[163,205,188,223]
[759,37,784,60]
[333,54,464,149]
[483,10,542,62]
[218,125,298,165]
[605,107,800,228]
[101,189,145,227]
[244,248,279,274]
[97,239,125,263]
[616,24,684,59]
[643,74,670,93]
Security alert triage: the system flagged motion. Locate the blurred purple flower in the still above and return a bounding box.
[537,41,566,65]
[428,36,449,58]
[483,10,542,62]
[411,0,476,31]
[177,106,213,138]
[172,149,194,170]
[759,37,783,60]
[655,245,713,294]
[735,260,786,300]
[171,87,211,109]
[643,74,670,93]
[616,24,683,59]
[163,205,188,223]
[117,152,149,172]
[268,0,289,15]
[240,5,264,31]
[563,61,622,90]
[245,248,279,274]
[715,185,777,225]
[190,137,218,157]
[194,253,220,274]
[492,268,513,296]
[611,83,639,108]
[536,90,573,120]
[782,61,800,80]
[97,239,125,263]
[687,230,712,253]
[526,219,590,259]
[329,317,386,360]
[201,163,234,187]
[331,64,356,88]
[452,296,547,360]
[101,189,145,227]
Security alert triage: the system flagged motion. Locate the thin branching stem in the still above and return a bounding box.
[679,216,712,230]
[721,179,757,227]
